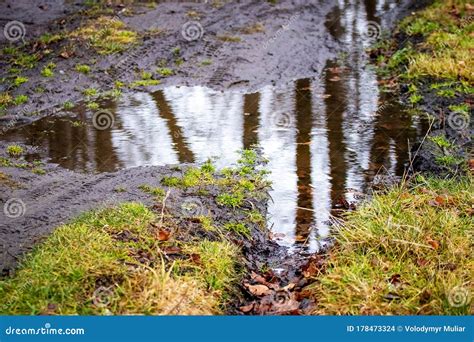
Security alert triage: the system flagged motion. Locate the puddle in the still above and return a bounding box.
[2,63,428,252]
[1,0,429,252]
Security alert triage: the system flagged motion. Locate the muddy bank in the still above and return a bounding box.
[368,2,473,176]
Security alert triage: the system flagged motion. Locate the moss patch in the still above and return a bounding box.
[70,16,138,55]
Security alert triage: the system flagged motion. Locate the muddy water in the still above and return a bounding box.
[1,0,428,252]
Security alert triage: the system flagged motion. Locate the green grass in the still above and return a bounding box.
[38,33,63,45]
[182,240,240,293]
[138,184,166,198]
[70,17,138,55]
[6,145,24,157]
[156,67,174,77]
[82,88,98,97]
[13,76,28,87]
[429,135,452,149]
[75,64,91,74]
[63,101,74,110]
[129,79,160,88]
[435,155,464,167]
[216,192,244,208]
[399,1,474,82]
[310,176,473,315]
[223,222,250,238]
[0,203,239,315]
[41,62,56,78]
[13,95,28,105]
[448,103,470,115]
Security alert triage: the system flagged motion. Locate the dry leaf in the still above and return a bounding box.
[155,229,171,241]
[245,283,272,296]
[239,303,254,313]
[162,246,181,255]
[427,239,440,250]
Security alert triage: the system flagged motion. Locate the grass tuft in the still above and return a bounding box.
[310,177,473,315]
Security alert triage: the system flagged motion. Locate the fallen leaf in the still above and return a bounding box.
[245,283,272,296]
[302,260,320,278]
[295,235,307,242]
[190,253,201,264]
[427,239,440,250]
[162,246,181,255]
[416,258,428,267]
[434,195,445,206]
[239,303,254,313]
[60,50,73,59]
[155,229,171,241]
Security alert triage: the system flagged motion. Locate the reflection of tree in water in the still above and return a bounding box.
[243,92,260,149]
[294,78,314,248]
[152,90,195,164]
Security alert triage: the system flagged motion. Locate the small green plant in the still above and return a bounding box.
[140,71,153,80]
[14,95,28,105]
[172,47,181,56]
[409,93,422,104]
[75,64,91,74]
[223,222,250,238]
[86,102,99,110]
[82,88,98,97]
[63,101,74,110]
[39,33,62,44]
[216,192,244,208]
[41,62,56,77]
[6,145,24,157]
[32,168,46,175]
[435,155,462,167]
[217,35,242,42]
[0,93,13,109]
[138,184,165,197]
[161,176,181,187]
[428,135,452,149]
[197,216,215,231]
[448,103,470,115]
[156,67,174,77]
[200,59,212,66]
[13,76,28,87]
[129,79,160,88]
[437,88,455,97]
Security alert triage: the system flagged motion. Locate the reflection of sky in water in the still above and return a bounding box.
[163,86,243,168]
[113,92,179,166]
